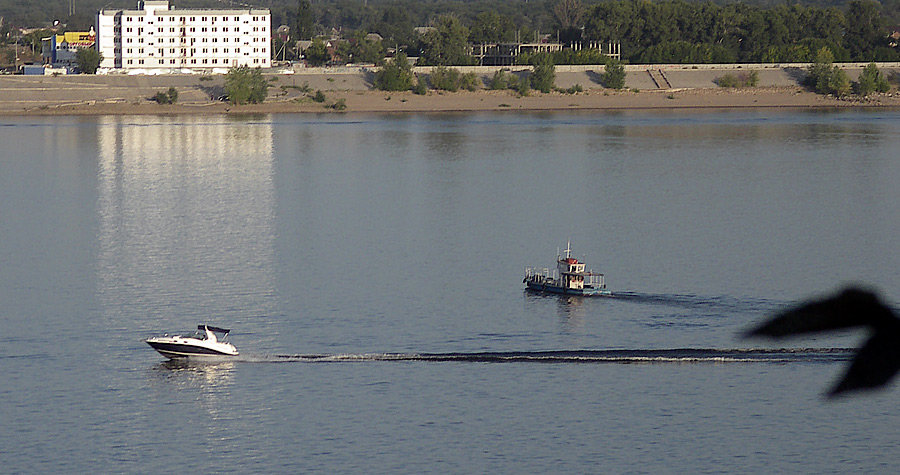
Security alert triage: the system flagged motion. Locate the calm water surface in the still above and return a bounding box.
[1,110,898,472]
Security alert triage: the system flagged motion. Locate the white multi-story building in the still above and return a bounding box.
[97,0,270,72]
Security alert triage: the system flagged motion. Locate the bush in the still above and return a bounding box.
[506,73,520,90]
[603,60,626,89]
[855,63,890,96]
[516,75,531,96]
[529,54,555,93]
[330,98,347,110]
[224,66,268,104]
[827,68,851,97]
[412,76,428,95]
[374,53,414,91]
[489,70,509,90]
[716,71,759,88]
[152,87,178,104]
[806,47,849,96]
[430,66,460,91]
[459,72,478,91]
[312,90,326,102]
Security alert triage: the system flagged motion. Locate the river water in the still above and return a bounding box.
[1,110,898,472]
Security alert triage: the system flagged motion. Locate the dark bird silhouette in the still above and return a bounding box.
[745,287,900,397]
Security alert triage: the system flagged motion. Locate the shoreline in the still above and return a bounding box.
[5,88,899,116]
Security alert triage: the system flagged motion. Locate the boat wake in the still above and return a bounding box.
[611,291,783,314]
[237,348,852,364]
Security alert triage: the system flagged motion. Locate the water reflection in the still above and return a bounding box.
[149,359,235,420]
[523,292,587,329]
[95,116,277,330]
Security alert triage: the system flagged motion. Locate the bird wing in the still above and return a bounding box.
[746,288,894,338]
[828,331,900,397]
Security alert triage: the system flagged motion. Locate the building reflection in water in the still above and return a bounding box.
[95,116,276,330]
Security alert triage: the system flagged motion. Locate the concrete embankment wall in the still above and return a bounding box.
[291,62,900,90]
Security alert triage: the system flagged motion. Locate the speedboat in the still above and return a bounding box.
[146,325,239,358]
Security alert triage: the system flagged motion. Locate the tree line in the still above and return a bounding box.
[2,0,899,64]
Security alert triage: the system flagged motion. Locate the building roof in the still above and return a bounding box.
[57,31,96,47]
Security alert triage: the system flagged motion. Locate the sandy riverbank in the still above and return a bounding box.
[7,88,900,116]
[1,65,898,115]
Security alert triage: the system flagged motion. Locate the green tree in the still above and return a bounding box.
[843,0,887,60]
[295,0,315,41]
[855,62,890,96]
[305,38,329,66]
[529,54,555,93]
[225,66,269,105]
[553,0,585,43]
[375,6,414,49]
[420,15,472,66]
[603,59,626,89]
[828,67,851,96]
[75,48,102,74]
[350,32,385,64]
[807,47,836,94]
[374,52,414,91]
[469,10,516,44]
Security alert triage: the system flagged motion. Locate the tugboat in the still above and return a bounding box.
[524,242,612,296]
